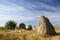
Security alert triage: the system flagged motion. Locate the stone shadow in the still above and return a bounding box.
[55,32,60,36]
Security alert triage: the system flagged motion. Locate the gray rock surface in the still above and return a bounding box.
[36,16,56,35]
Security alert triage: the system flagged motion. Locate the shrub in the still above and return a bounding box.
[19,23,26,29]
[27,25,32,30]
[5,20,17,30]
[0,27,5,30]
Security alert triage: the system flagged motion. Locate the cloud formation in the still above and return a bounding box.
[0,0,60,26]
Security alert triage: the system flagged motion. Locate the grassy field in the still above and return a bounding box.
[0,26,60,40]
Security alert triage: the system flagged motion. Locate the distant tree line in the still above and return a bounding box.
[2,20,33,30]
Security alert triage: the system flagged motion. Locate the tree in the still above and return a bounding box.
[27,25,32,30]
[19,23,26,29]
[5,20,17,30]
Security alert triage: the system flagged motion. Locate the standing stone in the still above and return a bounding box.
[36,16,56,35]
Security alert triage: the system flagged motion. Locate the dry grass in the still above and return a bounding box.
[54,25,60,32]
[0,26,60,40]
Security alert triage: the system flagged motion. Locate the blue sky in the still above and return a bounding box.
[0,0,60,26]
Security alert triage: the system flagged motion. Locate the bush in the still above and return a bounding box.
[19,23,26,29]
[0,27,5,30]
[27,25,32,30]
[5,20,17,30]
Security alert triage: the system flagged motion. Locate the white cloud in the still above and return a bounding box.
[0,0,60,26]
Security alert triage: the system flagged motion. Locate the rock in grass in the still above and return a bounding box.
[36,16,56,35]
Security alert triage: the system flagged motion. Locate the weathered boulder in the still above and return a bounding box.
[36,16,56,35]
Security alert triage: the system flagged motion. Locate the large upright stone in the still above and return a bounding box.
[36,16,56,35]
